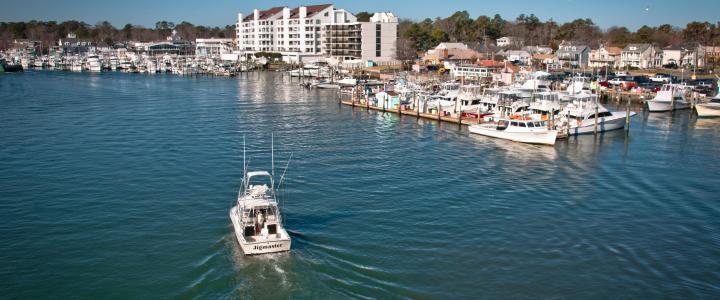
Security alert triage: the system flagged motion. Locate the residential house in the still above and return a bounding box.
[503,50,532,65]
[589,45,622,68]
[466,41,496,59]
[621,44,661,69]
[422,42,481,67]
[555,42,590,68]
[704,46,720,67]
[496,36,523,48]
[533,53,560,70]
[662,44,704,68]
[523,45,553,55]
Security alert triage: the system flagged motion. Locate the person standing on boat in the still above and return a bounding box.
[256,210,265,235]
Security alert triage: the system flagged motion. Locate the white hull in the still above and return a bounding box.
[469,125,557,145]
[313,83,340,89]
[696,103,720,117]
[568,112,635,135]
[230,206,291,255]
[646,100,691,112]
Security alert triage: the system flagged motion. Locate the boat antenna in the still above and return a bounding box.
[271,132,275,188]
[243,135,246,178]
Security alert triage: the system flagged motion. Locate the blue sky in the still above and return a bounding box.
[1,0,717,30]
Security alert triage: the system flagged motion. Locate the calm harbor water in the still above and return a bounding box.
[2,71,720,299]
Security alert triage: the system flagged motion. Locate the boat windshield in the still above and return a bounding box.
[497,120,509,130]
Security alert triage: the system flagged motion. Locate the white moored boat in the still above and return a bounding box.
[230,138,291,255]
[469,119,558,145]
[646,84,690,112]
[695,78,720,118]
[559,93,636,135]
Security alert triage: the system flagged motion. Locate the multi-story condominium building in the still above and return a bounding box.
[236,4,397,63]
[621,44,661,69]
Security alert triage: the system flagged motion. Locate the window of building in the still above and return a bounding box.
[376,50,381,57]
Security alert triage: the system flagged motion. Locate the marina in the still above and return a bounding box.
[2,71,720,298]
[3,0,720,298]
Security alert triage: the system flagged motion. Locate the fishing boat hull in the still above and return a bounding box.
[568,112,636,135]
[312,83,340,89]
[230,206,291,255]
[646,100,691,112]
[695,103,720,118]
[469,125,557,145]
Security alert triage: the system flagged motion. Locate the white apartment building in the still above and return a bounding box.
[359,12,398,62]
[236,4,397,63]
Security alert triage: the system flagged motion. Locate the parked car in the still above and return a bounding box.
[631,75,651,84]
[608,77,638,89]
[651,74,673,83]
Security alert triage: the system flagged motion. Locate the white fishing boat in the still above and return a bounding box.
[70,59,83,72]
[310,78,340,89]
[695,78,720,118]
[559,94,636,135]
[646,84,690,112]
[469,119,558,145]
[229,137,292,255]
[86,53,102,72]
[696,98,720,118]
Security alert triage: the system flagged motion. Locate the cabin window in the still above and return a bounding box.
[244,226,255,237]
[527,122,535,127]
[510,121,519,126]
[267,224,277,234]
[519,122,527,127]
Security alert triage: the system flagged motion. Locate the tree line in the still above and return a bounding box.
[387,11,720,60]
[2,13,719,57]
[0,20,235,51]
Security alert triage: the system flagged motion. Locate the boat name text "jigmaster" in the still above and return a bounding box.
[254,244,283,250]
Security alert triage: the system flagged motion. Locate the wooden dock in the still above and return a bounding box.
[340,99,483,127]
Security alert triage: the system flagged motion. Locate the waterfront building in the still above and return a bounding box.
[358,12,398,62]
[196,38,235,58]
[236,4,398,63]
[450,64,494,80]
[58,33,95,55]
[555,41,590,68]
[129,30,194,56]
[589,44,622,69]
[422,43,482,66]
